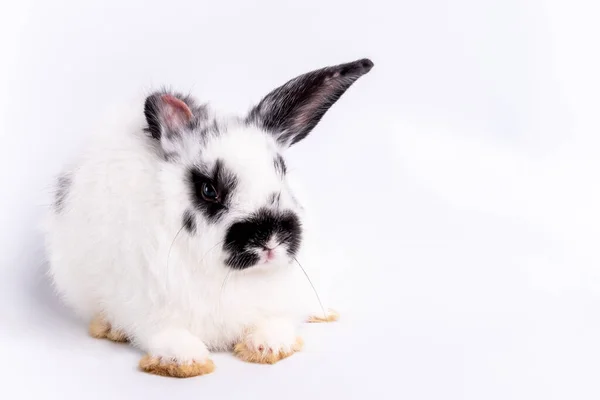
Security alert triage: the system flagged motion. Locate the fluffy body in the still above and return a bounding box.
[43,58,373,375]
[44,110,320,353]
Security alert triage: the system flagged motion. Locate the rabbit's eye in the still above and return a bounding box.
[201,182,219,202]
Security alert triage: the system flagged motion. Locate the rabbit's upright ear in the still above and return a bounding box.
[144,92,194,141]
[247,58,374,148]
[144,91,207,157]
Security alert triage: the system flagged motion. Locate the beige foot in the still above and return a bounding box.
[139,356,215,378]
[89,314,128,343]
[307,308,340,323]
[234,337,303,364]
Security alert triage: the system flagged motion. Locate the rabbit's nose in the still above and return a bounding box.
[263,249,275,261]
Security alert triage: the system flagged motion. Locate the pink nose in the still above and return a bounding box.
[265,249,275,260]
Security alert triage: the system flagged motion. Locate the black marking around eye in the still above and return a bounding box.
[274,154,287,176]
[54,173,72,213]
[182,209,196,234]
[188,160,238,222]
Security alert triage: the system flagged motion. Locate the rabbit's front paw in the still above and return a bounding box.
[234,319,303,364]
[138,328,215,378]
[139,356,215,378]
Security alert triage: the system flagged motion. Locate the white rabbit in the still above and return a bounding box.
[43,58,374,377]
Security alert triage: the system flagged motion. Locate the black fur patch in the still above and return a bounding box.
[54,173,72,213]
[222,252,260,271]
[188,160,238,222]
[274,154,287,176]
[143,95,162,140]
[182,209,196,234]
[223,208,302,270]
[247,58,374,147]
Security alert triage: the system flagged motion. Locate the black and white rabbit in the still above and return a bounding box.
[44,58,374,377]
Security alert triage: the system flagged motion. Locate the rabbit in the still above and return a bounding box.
[43,58,374,378]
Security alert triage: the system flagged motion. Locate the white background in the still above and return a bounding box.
[1,1,599,399]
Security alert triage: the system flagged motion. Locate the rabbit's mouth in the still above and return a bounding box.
[222,208,302,270]
[258,239,286,264]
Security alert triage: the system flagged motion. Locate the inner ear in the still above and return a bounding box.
[161,95,193,129]
[247,58,374,147]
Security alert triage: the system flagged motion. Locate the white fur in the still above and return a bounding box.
[43,99,325,362]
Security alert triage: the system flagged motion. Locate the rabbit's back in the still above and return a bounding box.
[44,123,164,319]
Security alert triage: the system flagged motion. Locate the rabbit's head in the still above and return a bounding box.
[144,59,373,270]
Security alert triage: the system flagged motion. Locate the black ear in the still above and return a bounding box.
[247,58,374,147]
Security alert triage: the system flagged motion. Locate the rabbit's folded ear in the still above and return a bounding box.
[247,58,374,148]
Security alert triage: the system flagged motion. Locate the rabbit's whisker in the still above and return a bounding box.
[167,224,186,270]
[292,256,327,320]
